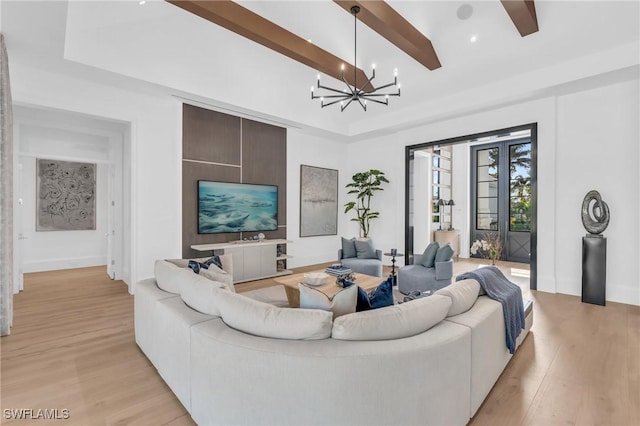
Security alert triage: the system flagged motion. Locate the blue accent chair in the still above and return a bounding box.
[397,254,453,295]
[338,249,383,277]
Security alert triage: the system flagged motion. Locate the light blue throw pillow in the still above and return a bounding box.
[354,239,377,259]
[341,237,357,259]
[435,243,454,263]
[418,242,440,268]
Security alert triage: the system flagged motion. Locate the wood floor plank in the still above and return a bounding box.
[2,262,637,426]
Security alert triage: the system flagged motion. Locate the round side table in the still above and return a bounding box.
[383,252,404,286]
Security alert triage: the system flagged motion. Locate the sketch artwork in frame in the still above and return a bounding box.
[36,158,97,231]
[300,164,338,237]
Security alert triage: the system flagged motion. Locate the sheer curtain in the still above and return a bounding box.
[0,33,14,336]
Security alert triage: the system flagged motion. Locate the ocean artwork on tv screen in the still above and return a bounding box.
[198,181,278,234]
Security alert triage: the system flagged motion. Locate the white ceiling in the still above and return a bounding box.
[2,1,639,140]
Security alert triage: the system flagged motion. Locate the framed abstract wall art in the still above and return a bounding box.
[299,164,338,237]
[36,159,96,231]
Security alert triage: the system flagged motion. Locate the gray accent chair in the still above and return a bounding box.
[338,249,383,277]
[397,255,453,295]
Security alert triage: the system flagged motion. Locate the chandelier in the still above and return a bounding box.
[311,5,401,112]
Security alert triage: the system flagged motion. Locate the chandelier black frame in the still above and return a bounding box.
[311,5,401,112]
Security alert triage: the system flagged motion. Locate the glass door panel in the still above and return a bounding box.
[471,138,531,263]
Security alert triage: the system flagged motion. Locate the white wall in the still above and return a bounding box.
[451,144,471,258]
[343,133,405,263]
[10,63,182,291]
[347,79,640,306]
[555,79,639,304]
[412,151,432,253]
[286,130,348,267]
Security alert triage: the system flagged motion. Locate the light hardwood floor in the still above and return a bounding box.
[1,263,638,425]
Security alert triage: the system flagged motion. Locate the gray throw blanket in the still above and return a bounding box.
[456,267,525,354]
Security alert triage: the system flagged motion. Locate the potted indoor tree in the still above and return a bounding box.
[344,169,389,239]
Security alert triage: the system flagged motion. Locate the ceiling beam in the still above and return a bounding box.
[334,0,441,71]
[500,0,539,37]
[166,0,371,89]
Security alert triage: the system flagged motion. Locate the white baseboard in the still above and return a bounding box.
[535,273,558,294]
[605,284,640,306]
[23,256,107,273]
[554,277,639,306]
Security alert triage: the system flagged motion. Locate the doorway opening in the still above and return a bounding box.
[405,123,537,290]
[13,105,129,292]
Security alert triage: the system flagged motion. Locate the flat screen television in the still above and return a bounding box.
[198,180,278,234]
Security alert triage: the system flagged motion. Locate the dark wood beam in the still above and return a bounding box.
[334,0,441,71]
[166,0,371,89]
[500,0,539,37]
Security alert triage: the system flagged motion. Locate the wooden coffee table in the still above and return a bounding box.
[274,270,384,308]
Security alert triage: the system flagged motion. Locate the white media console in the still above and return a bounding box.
[191,239,292,283]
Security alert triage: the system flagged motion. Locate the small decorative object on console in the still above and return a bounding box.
[335,273,356,287]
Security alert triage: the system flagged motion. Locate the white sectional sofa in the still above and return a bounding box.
[135,260,533,425]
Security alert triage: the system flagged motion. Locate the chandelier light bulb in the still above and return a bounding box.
[310,86,314,92]
[317,74,321,81]
[341,64,345,70]
[394,68,398,77]
[372,63,376,69]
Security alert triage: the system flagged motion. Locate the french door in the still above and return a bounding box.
[470,138,532,263]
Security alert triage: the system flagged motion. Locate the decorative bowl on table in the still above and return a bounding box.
[303,272,329,286]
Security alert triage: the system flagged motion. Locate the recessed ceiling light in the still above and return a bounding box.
[138,0,146,5]
[470,35,478,43]
[307,39,312,43]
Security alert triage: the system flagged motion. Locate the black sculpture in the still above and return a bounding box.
[581,190,610,234]
[581,190,608,306]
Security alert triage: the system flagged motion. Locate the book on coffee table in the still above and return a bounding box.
[325,265,352,276]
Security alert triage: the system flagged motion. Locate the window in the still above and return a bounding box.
[476,147,498,230]
[509,143,531,232]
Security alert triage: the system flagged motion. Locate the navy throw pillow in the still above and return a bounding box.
[344,276,394,311]
[368,276,394,309]
[418,242,440,268]
[354,239,377,259]
[187,256,223,274]
[341,237,357,259]
[435,243,454,263]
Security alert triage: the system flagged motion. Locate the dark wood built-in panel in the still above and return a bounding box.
[181,104,287,258]
[241,119,287,227]
[182,104,241,164]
